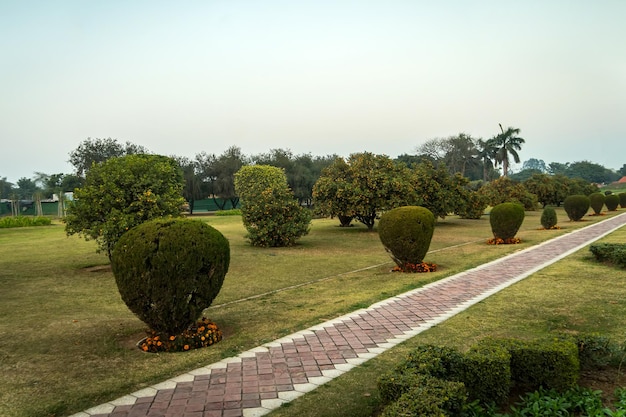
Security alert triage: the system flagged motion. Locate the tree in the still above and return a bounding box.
[443,133,479,177]
[15,177,39,199]
[619,164,626,177]
[68,137,150,177]
[210,146,247,209]
[523,173,568,207]
[491,124,525,177]
[566,161,619,184]
[313,153,414,229]
[234,165,310,247]
[476,138,499,181]
[172,156,204,214]
[547,162,569,176]
[522,158,547,173]
[64,154,185,259]
[0,177,14,199]
[411,161,469,219]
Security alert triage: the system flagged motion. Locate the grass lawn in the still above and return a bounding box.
[0,208,624,416]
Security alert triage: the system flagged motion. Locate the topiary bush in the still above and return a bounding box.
[489,202,525,241]
[619,192,626,209]
[589,192,606,215]
[563,195,590,221]
[378,206,436,270]
[463,341,511,405]
[111,218,230,335]
[605,194,620,211]
[540,206,558,229]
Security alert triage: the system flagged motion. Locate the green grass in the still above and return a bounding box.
[0,209,623,416]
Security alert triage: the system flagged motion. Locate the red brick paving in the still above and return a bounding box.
[74,213,626,417]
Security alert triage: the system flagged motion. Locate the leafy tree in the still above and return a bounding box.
[411,161,469,219]
[0,177,15,199]
[196,146,247,210]
[478,176,537,210]
[523,173,568,207]
[33,172,82,199]
[64,154,185,259]
[619,164,626,177]
[234,165,310,247]
[547,162,569,176]
[522,158,547,173]
[172,156,204,214]
[443,133,479,177]
[491,124,525,177]
[509,169,543,182]
[566,161,619,184]
[313,153,414,229]
[476,138,500,181]
[68,137,150,177]
[15,177,39,199]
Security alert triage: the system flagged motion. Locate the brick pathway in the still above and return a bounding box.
[72,213,626,417]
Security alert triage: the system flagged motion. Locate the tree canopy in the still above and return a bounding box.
[64,154,185,259]
[68,137,150,177]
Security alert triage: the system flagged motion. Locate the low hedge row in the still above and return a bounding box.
[378,336,583,416]
[590,243,626,269]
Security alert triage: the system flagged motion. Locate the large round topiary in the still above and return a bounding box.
[378,206,435,268]
[111,218,230,335]
[563,195,590,221]
[489,203,525,240]
[589,192,606,215]
[540,206,558,229]
[605,194,620,211]
[619,193,626,209]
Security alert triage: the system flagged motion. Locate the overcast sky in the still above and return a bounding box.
[2,1,625,184]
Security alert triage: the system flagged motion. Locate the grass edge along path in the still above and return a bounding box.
[72,212,626,417]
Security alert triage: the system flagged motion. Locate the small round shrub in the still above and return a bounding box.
[605,194,620,211]
[619,193,626,209]
[489,203,525,240]
[563,195,590,221]
[540,206,558,229]
[111,218,230,335]
[378,206,435,268]
[589,192,605,215]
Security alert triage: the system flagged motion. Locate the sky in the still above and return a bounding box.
[1,1,625,184]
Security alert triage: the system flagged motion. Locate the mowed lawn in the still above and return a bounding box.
[0,209,624,417]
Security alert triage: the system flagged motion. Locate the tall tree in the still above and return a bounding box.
[209,146,247,209]
[0,177,14,199]
[68,137,150,177]
[492,124,525,177]
[522,158,547,173]
[444,133,479,177]
[15,177,39,199]
[476,138,499,181]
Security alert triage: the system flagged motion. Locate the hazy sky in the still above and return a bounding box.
[2,1,625,184]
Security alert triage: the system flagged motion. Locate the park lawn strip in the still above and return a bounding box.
[0,209,619,416]
[266,224,626,417]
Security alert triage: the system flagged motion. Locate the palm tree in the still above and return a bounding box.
[492,124,525,177]
[477,138,498,181]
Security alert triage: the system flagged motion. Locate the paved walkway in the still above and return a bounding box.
[72,212,626,417]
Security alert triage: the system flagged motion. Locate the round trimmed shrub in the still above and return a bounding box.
[489,203,525,240]
[540,206,558,229]
[620,193,626,209]
[589,192,605,215]
[563,195,590,221]
[378,206,435,268]
[111,218,230,334]
[605,194,620,211]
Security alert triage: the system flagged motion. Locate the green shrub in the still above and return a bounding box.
[605,194,620,211]
[620,192,626,208]
[504,337,580,392]
[563,195,590,221]
[489,202,525,240]
[540,206,558,229]
[589,243,626,269]
[235,165,311,247]
[378,206,435,268]
[0,216,52,228]
[380,375,467,417]
[399,344,465,380]
[464,340,511,405]
[576,333,622,370]
[111,218,230,334]
[589,192,606,215]
[456,191,488,219]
